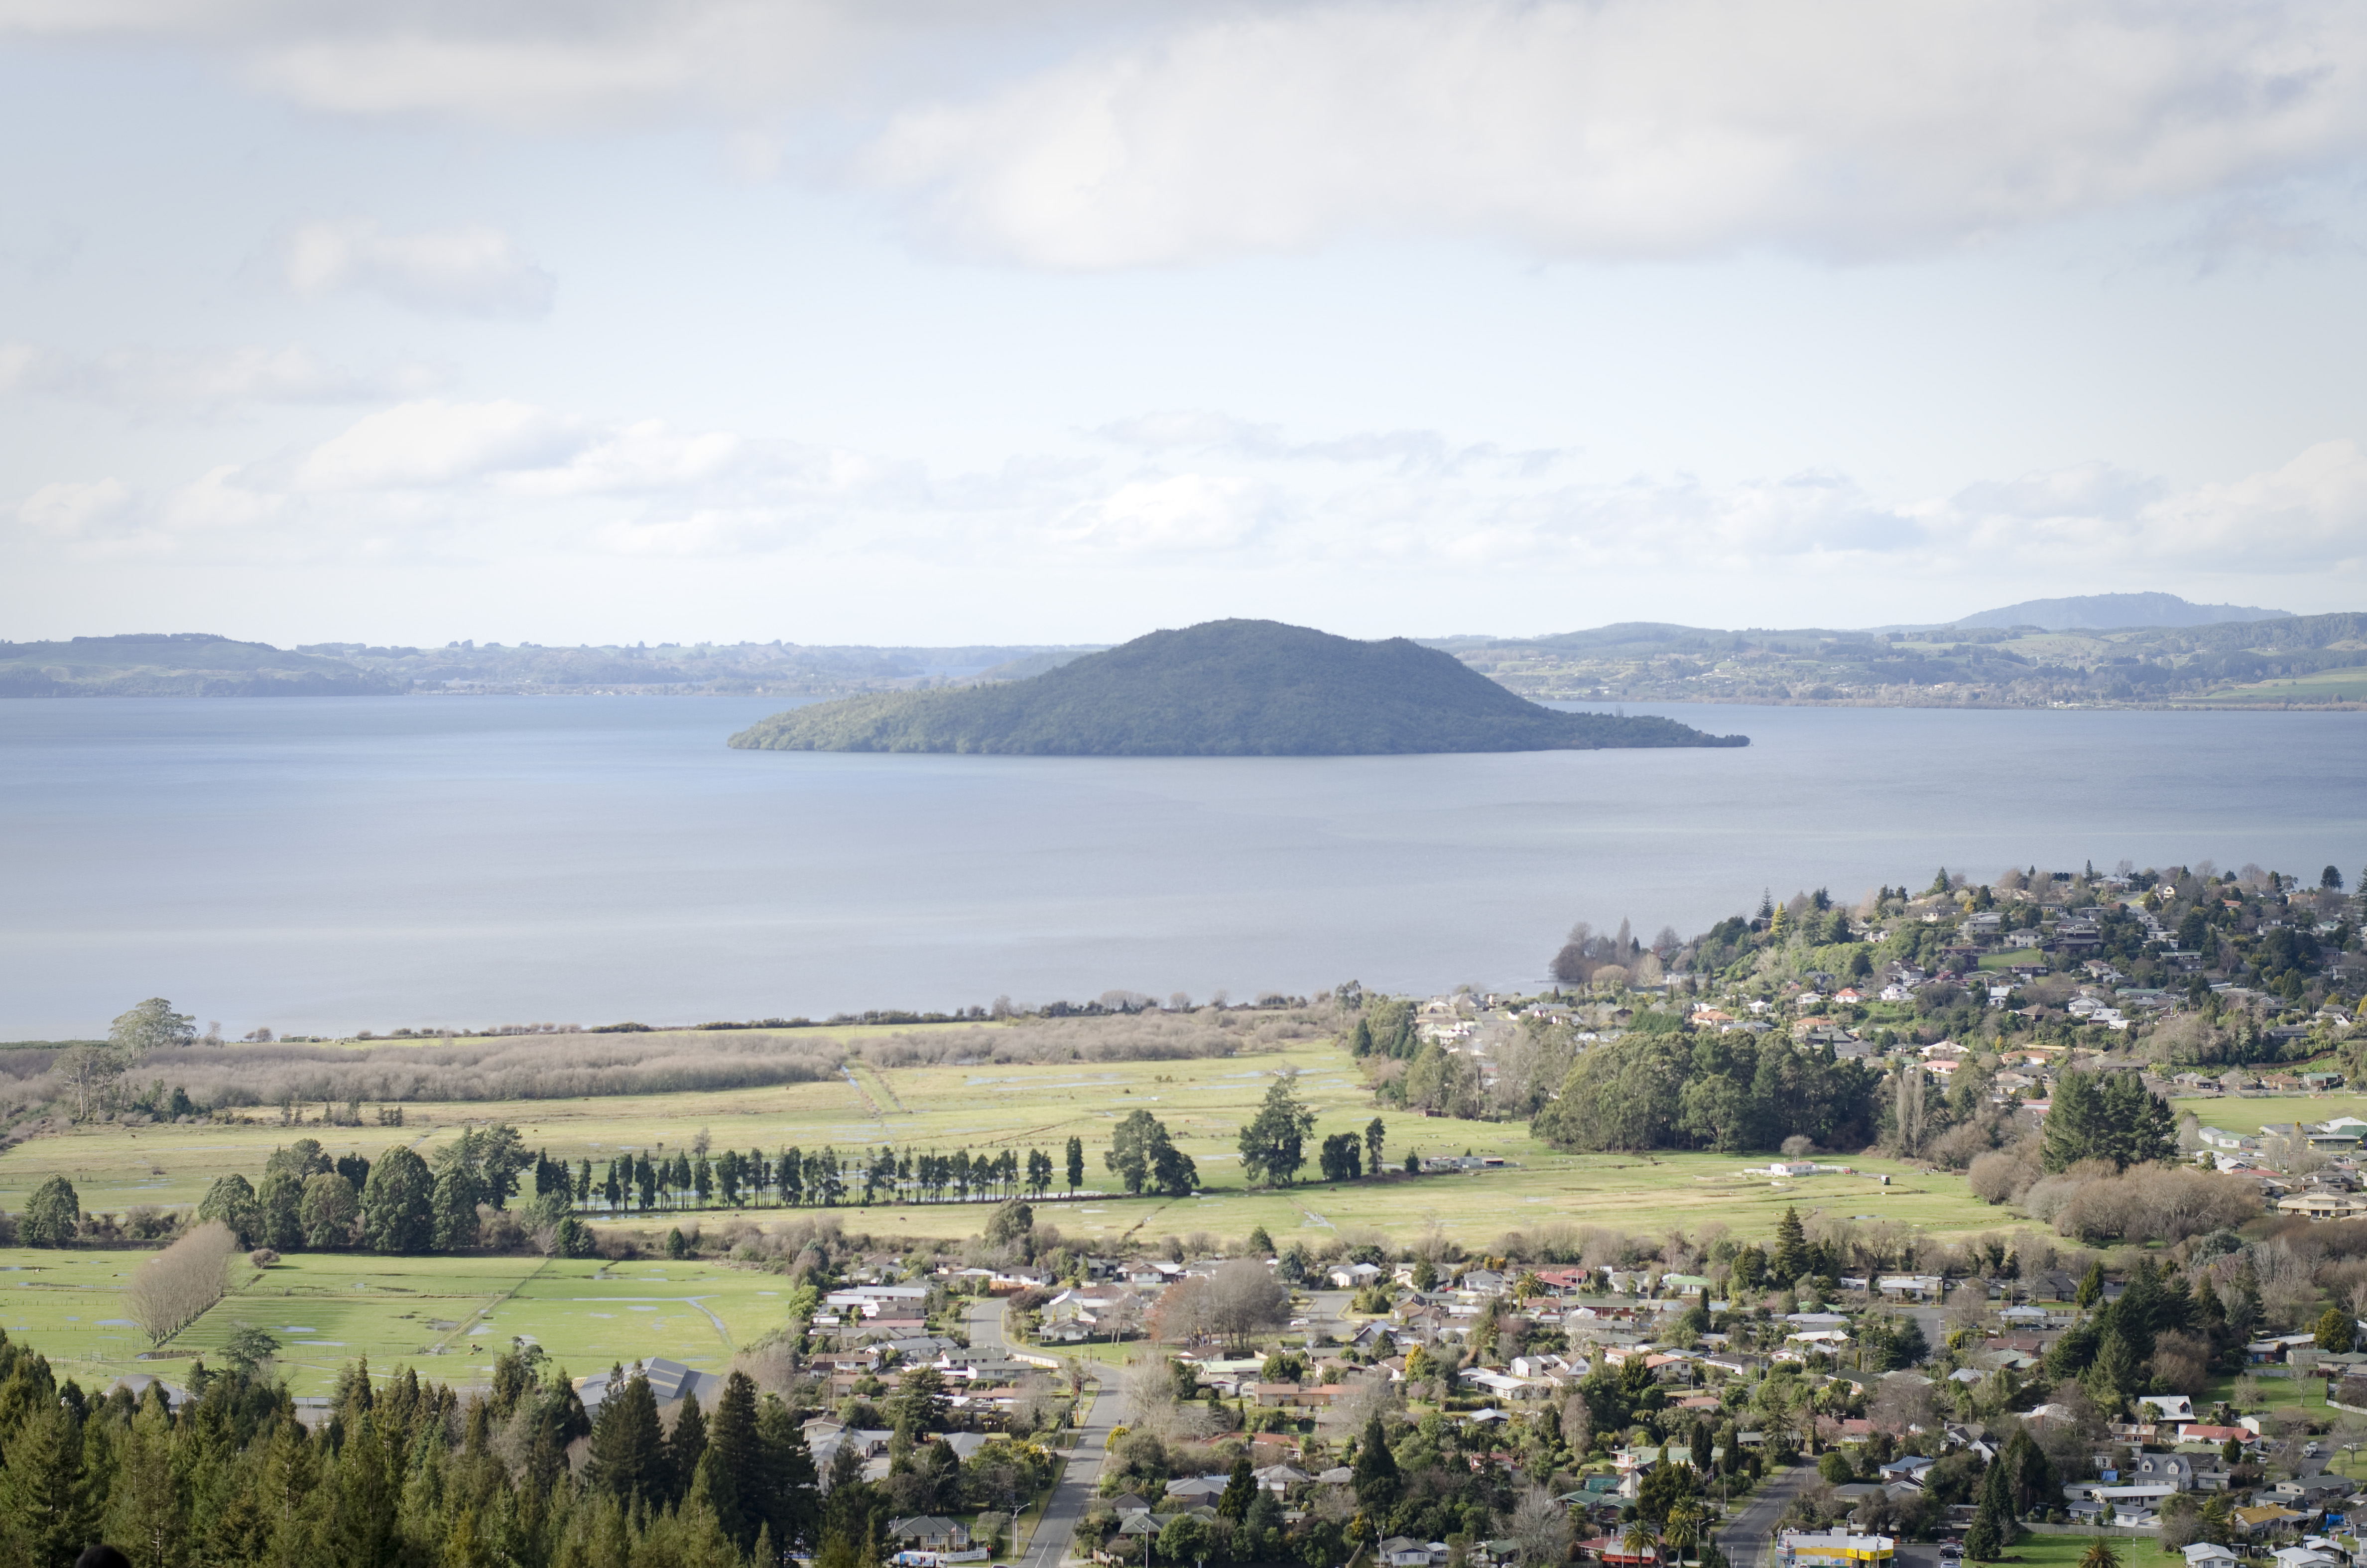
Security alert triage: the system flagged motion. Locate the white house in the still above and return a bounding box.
[2138,1395,2197,1424]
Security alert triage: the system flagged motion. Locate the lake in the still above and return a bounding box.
[1,697,2362,1038]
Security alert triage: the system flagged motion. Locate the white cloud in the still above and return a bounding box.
[0,0,1025,127]
[287,400,583,490]
[15,394,2366,588]
[15,478,133,540]
[866,0,2367,266]
[0,339,441,411]
[1054,473,1281,552]
[281,220,556,317]
[14,1,2367,267]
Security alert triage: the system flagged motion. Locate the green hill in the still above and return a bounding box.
[0,634,404,697]
[727,619,1749,755]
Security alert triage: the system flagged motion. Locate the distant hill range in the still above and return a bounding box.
[16,595,2360,712]
[1427,607,2367,709]
[727,619,1749,755]
[1949,592,2290,631]
[0,633,1091,700]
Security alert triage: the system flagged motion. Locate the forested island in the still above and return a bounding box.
[727,619,1748,755]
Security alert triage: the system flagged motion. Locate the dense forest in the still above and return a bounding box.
[1529,1030,1881,1153]
[729,620,1747,755]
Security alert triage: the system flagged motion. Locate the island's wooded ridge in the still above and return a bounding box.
[726,619,1748,755]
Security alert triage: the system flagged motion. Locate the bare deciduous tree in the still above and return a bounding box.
[124,1220,238,1344]
[1503,1486,1572,1567]
[1205,1257,1289,1348]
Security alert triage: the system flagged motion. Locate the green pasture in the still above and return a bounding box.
[2186,666,2367,705]
[0,1247,797,1397]
[1996,1537,2179,1568]
[2172,1095,2367,1138]
[2201,1367,2329,1419]
[0,1249,153,1384]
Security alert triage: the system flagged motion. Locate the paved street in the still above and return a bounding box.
[1716,1462,1814,1568]
[1020,1385,1115,1568]
[967,1299,1115,1568]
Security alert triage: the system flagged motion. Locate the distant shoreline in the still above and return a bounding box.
[5,686,2360,712]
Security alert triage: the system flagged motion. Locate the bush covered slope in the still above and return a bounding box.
[728,619,1749,755]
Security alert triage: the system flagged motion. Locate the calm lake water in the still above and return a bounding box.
[2,697,2362,1038]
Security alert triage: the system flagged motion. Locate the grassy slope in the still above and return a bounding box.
[730,620,1744,754]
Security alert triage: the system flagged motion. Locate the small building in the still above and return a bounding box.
[1779,1532,1895,1568]
[886,1518,971,1552]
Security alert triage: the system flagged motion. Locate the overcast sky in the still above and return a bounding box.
[5,0,2367,647]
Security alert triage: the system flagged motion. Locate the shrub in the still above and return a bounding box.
[249,1247,280,1267]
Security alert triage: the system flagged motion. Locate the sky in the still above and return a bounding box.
[5,0,2367,648]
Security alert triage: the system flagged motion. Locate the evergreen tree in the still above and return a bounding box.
[2003,1429,2053,1514]
[1218,1454,1256,1521]
[1963,1504,2002,1563]
[255,1168,305,1252]
[1064,1136,1084,1194]
[1771,1206,1808,1282]
[1351,1413,1402,1510]
[584,1368,667,1508]
[360,1146,434,1254]
[2075,1261,2106,1309]
[193,1174,257,1247]
[0,1401,98,1564]
[758,1387,822,1550]
[668,1390,709,1507]
[2082,1327,2141,1412]
[702,1370,763,1548]
[430,1165,480,1253]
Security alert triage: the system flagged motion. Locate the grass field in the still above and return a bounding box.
[2185,667,2367,705]
[0,1042,2009,1255]
[1998,1536,2180,1568]
[2172,1095,2367,1138]
[0,1247,797,1397]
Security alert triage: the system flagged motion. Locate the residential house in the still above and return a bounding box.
[886,1518,971,1553]
[2131,1453,2197,1490]
[574,1357,722,1417]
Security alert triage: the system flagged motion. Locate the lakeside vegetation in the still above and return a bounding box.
[729,620,1748,755]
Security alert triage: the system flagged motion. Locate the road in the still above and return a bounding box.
[967,1300,1116,1568]
[1715,1462,1815,1568]
[1716,1463,1945,1568]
